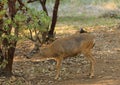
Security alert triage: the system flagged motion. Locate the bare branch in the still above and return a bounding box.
[0,29,7,34]
[27,0,39,3]
[29,29,33,39]
[34,29,41,43]
[22,29,36,42]
[39,0,48,15]
[17,0,24,8]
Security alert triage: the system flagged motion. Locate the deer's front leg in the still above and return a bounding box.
[54,57,63,79]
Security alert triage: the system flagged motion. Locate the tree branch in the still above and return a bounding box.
[17,0,24,8]
[34,28,41,43]
[0,29,7,34]
[48,0,60,36]
[39,0,48,15]
[27,0,39,3]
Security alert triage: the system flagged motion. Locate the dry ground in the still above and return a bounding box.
[0,26,120,85]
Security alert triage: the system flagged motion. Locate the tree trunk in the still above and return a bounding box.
[8,0,17,20]
[0,0,17,76]
[3,43,17,76]
[2,23,18,75]
[0,2,4,66]
[48,0,60,38]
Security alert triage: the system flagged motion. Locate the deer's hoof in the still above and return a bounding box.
[89,74,94,78]
[54,76,59,80]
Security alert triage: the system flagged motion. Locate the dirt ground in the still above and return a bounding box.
[0,26,120,85]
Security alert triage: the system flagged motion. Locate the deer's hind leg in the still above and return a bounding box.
[82,50,96,78]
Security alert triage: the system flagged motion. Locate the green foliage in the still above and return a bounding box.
[0,10,6,17]
[0,34,18,48]
[6,35,18,43]
[0,0,51,43]
[3,18,12,31]
[0,59,8,69]
[27,8,51,32]
[38,11,50,31]
[0,0,7,3]
[1,7,51,43]
[0,8,18,47]
[14,13,27,23]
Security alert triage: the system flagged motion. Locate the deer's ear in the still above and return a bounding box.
[80,28,87,33]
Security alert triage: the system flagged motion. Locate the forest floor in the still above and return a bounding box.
[1,25,120,85]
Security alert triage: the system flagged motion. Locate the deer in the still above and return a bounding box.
[27,29,96,79]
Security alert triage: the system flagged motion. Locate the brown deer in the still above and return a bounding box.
[28,29,96,79]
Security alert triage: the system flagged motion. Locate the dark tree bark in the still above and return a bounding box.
[8,0,17,20]
[27,0,38,3]
[48,0,60,38]
[3,40,17,75]
[0,2,4,65]
[0,2,4,34]
[0,0,19,76]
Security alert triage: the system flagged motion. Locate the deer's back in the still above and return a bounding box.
[50,33,95,58]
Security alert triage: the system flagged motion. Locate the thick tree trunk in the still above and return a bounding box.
[48,0,60,38]
[0,2,4,65]
[0,0,17,76]
[8,0,17,20]
[3,43,17,76]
